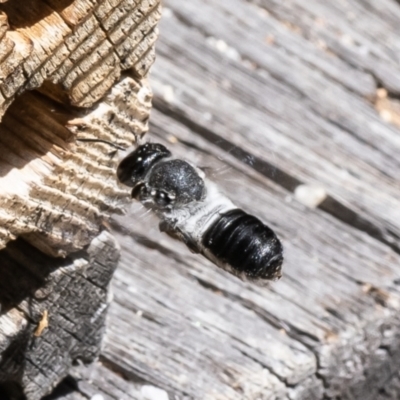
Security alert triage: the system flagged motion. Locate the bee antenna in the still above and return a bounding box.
[76,138,127,151]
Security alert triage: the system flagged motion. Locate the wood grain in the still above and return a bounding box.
[59,116,400,399]
[0,231,120,400]
[3,0,400,398]
[0,0,161,110]
[48,1,400,399]
[0,75,151,256]
[0,1,161,398]
[0,0,161,255]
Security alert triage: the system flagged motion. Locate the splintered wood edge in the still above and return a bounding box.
[0,1,160,396]
[0,75,152,256]
[0,0,161,111]
[0,230,120,400]
[0,0,161,256]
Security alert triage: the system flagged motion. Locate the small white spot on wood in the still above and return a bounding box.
[294,184,327,208]
[341,34,355,46]
[192,321,202,328]
[90,302,108,324]
[141,385,169,400]
[162,7,174,18]
[257,6,270,17]
[380,110,392,123]
[203,112,212,121]
[90,395,104,400]
[163,85,175,103]
[284,195,292,203]
[168,135,178,143]
[137,83,153,104]
[206,37,240,61]
[127,285,138,294]
[73,259,89,269]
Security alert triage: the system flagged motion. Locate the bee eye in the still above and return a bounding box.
[117,143,171,187]
[131,182,145,199]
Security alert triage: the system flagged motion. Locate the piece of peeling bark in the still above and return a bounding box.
[0,231,120,400]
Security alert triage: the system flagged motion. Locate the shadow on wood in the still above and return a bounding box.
[0,232,120,400]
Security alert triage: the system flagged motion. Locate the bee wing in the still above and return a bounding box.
[159,221,201,254]
[197,165,232,179]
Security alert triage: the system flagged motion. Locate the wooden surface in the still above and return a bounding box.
[0,0,160,254]
[0,76,150,257]
[40,0,400,399]
[0,0,160,112]
[0,1,160,398]
[0,231,120,400]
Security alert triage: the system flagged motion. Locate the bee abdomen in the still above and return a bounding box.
[202,209,283,280]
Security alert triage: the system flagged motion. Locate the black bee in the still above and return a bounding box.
[117,142,283,281]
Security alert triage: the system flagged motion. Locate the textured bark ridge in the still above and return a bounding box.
[0,0,160,255]
[0,0,160,399]
[0,0,160,111]
[0,75,152,257]
[0,231,120,400]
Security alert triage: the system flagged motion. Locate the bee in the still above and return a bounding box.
[117,142,283,282]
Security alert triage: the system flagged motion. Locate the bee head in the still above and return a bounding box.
[118,142,205,213]
[117,143,171,187]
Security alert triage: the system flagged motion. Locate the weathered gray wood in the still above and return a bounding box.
[0,231,119,400]
[55,116,400,399]
[151,1,400,253]
[248,0,400,94]
[46,0,400,399]
[110,120,400,400]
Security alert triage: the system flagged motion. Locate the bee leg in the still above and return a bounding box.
[159,221,200,254]
[159,220,174,234]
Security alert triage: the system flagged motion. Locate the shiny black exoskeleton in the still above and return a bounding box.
[117,143,171,188]
[117,142,283,282]
[202,209,283,280]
